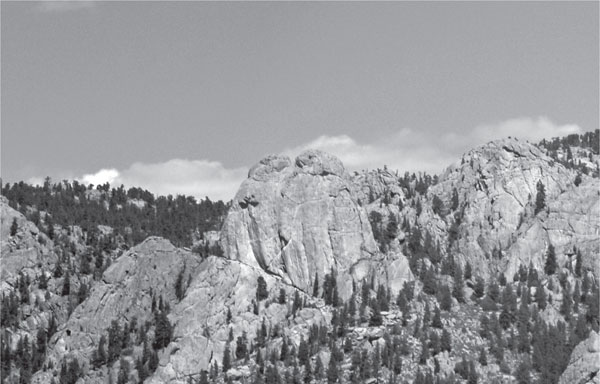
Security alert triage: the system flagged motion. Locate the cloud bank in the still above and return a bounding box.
[50,116,580,202]
[79,160,247,202]
[35,1,96,13]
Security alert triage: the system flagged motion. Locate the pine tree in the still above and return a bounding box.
[478,348,487,366]
[10,218,18,237]
[561,286,573,321]
[464,262,472,280]
[278,288,286,304]
[418,336,430,364]
[575,249,583,277]
[303,358,312,384]
[315,356,324,380]
[175,266,185,301]
[257,276,268,301]
[453,265,465,303]
[369,300,383,327]
[117,357,129,384]
[441,329,452,352]
[467,361,478,384]
[107,320,122,363]
[451,188,459,211]
[62,269,71,296]
[153,310,173,350]
[385,213,398,250]
[222,342,231,372]
[423,266,437,295]
[440,284,453,311]
[236,331,248,360]
[473,277,485,299]
[312,272,319,297]
[534,180,546,215]
[432,306,443,328]
[545,244,557,275]
[515,356,532,384]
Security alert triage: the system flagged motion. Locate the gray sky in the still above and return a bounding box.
[2,1,598,200]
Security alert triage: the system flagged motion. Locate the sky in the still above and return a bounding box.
[1,1,598,201]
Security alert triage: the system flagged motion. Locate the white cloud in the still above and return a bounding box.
[283,116,583,176]
[77,160,247,202]
[82,168,119,186]
[470,116,582,144]
[69,116,582,201]
[35,1,95,13]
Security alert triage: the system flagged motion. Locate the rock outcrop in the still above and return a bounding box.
[559,331,600,384]
[33,237,202,384]
[221,150,380,300]
[0,196,56,286]
[407,138,599,279]
[148,256,330,383]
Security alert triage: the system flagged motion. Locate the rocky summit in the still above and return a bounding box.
[1,130,599,384]
[222,150,380,300]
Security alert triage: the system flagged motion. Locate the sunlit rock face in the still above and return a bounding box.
[32,237,202,384]
[404,138,599,279]
[221,150,380,300]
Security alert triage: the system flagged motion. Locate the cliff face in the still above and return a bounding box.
[221,150,379,300]
[148,256,329,383]
[405,138,599,279]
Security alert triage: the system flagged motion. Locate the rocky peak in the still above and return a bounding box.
[418,137,598,279]
[221,150,379,300]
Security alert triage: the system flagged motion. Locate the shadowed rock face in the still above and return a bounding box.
[221,150,379,300]
[559,331,600,384]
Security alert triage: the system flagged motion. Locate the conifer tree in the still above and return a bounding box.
[464,262,472,280]
[515,356,532,384]
[312,272,319,297]
[441,329,452,352]
[222,342,231,372]
[451,188,459,211]
[314,356,324,380]
[423,266,437,295]
[256,276,268,301]
[326,354,338,384]
[478,348,487,366]
[62,269,71,296]
[545,244,557,275]
[303,358,312,384]
[575,249,583,277]
[369,300,383,327]
[432,306,443,328]
[453,265,465,303]
[440,284,453,311]
[561,286,573,321]
[10,218,18,237]
[535,281,547,310]
[534,180,546,215]
[117,357,129,384]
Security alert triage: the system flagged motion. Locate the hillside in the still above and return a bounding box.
[1,130,599,384]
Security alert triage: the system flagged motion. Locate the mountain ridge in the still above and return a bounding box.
[1,130,598,384]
